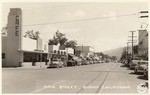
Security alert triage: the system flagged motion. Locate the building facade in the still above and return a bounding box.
[75,46,94,57]
[2,8,48,67]
[138,30,148,60]
[2,8,23,67]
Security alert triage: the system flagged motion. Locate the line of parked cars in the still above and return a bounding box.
[48,55,102,68]
[123,59,148,79]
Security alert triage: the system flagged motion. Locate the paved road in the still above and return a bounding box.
[2,62,148,93]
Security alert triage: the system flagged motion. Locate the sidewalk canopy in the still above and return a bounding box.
[68,54,78,60]
[68,54,82,62]
[86,56,92,60]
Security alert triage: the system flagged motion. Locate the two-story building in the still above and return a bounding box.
[75,46,95,57]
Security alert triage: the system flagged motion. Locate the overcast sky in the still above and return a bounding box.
[2,1,148,52]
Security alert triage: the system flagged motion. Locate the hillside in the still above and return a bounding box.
[102,47,125,59]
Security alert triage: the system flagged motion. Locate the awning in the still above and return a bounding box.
[68,54,78,60]
[18,49,48,54]
[95,57,99,60]
[86,56,92,60]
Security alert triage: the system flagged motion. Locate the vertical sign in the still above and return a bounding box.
[15,15,19,36]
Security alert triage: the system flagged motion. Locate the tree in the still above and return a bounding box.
[24,30,40,40]
[133,45,138,54]
[59,37,68,46]
[1,25,7,36]
[48,30,68,46]
[55,30,68,46]
[65,40,77,49]
[120,47,127,61]
[111,56,117,61]
[49,35,59,45]
[99,52,105,59]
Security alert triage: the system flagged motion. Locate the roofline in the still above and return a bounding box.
[18,49,48,54]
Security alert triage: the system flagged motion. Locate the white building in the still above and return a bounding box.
[2,8,48,67]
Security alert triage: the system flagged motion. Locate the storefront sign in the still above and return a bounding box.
[15,15,19,36]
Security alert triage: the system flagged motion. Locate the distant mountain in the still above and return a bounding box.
[102,47,125,59]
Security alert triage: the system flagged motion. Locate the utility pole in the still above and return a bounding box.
[82,44,83,54]
[126,41,136,60]
[126,42,129,60]
[129,31,136,60]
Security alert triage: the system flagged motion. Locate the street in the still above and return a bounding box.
[2,62,148,93]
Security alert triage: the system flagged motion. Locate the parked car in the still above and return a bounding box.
[90,60,94,64]
[125,60,130,67]
[101,60,105,63]
[86,57,93,64]
[143,64,148,79]
[49,59,64,68]
[129,60,140,69]
[67,59,76,66]
[98,60,101,63]
[75,57,82,66]
[92,58,98,64]
[105,60,109,63]
[67,54,77,66]
[134,60,148,74]
[82,57,90,65]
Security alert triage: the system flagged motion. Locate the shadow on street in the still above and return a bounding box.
[129,72,143,75]
[137,75,148,80]
[120,65,126,67]
[125,68,133,71]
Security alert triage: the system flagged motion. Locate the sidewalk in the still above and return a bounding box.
[2,62,49,69]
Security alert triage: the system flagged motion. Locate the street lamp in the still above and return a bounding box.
[140,22,148,29]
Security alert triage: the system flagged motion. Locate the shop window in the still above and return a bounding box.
[61,51,63,55]
[64,52,66,55]
[58,51,60,55]
[2,53,5,59]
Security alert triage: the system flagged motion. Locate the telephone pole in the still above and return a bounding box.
[129,31,136,60]
[126,42,129,60]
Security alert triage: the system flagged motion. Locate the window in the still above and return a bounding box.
[61,51,63,55]
[58,51,60,55]
[64,52,66,55]
[2,53,5,59]
[54,50,56,53]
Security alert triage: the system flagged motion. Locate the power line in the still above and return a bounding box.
[20,13,138,27]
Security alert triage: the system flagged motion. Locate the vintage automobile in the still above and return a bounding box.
[67,54,78,66]
[81,57,89,65]
[49,59,65,68]
[134,60,148,74]
[67,59,76,66]
[129,60,140,69]
[143,64,148,79]
[125,59,131,67]
[85,57,93,65]
[75,57,82,66]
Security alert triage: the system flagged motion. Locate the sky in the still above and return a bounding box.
[1,1,148,52]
